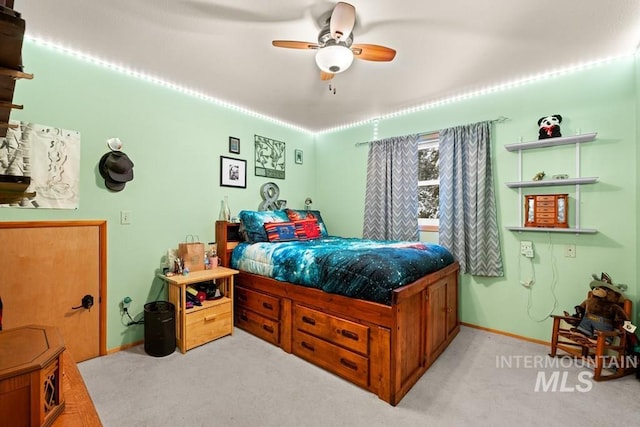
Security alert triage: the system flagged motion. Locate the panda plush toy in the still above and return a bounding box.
[537,114,563,139]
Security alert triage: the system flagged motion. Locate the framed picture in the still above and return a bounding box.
[220,156,246,188]
[255,134,285,179]
[294,149,303,165]
[229,137,240,154]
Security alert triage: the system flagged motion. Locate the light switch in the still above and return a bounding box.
[120,210,132,225]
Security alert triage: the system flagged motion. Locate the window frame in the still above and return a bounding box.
[418,133,440,231]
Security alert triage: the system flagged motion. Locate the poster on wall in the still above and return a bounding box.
[0,121,81,209]
[254,134,285,179]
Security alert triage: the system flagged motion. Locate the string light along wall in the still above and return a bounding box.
[26,36,637,138]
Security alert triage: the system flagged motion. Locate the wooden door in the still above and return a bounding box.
[0,221,106,362]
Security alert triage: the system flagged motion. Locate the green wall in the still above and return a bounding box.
[4,41,638,348]
[317,57,638,342]
[3,42,315,350]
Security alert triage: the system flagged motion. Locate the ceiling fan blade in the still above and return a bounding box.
[272,40,320,50]
[320,71,335,81]
[330,2,356,41]
[351,44,397,62]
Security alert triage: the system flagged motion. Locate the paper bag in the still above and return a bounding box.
[178,235,205,272]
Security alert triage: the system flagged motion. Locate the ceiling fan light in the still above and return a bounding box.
[315,45,354,74]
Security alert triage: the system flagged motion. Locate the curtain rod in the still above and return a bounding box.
[354,116,510,147]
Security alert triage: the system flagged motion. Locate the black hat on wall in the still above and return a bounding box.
[99,151,134,192]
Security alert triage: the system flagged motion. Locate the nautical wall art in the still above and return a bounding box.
[0,121,81,209]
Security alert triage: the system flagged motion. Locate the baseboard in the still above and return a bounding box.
[108,325,544,355]
[106,339,144,355]
[460,322,549,347]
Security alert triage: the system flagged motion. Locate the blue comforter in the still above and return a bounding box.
[230,237,455,305]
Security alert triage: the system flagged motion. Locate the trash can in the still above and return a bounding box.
[144,301,176,357]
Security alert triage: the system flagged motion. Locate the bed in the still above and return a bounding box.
[215,210,460,406]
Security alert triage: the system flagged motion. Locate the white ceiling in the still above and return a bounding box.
[14,0,640,133]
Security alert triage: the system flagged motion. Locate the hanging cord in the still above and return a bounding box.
[121,282,167,327]
[122,309,144,326]
[525,233,559,322]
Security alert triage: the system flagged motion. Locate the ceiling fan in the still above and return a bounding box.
[272,2,396,81]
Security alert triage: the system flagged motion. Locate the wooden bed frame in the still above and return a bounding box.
[216,221,460,406]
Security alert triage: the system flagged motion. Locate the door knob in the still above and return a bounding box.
[72,294,94,310]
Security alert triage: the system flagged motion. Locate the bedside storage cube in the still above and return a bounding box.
[0,325,66,427]
[159,267,239,353]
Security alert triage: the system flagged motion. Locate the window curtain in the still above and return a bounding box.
[439,121,503,276]
[363,135,419,241]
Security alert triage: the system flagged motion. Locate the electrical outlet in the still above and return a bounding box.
[520,241,534,258]
[121,296,132,311]
[120,210,132,225]
[564,244,576,258]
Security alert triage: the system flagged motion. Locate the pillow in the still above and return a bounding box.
[285,209,329,237]
[238,210,290,242]
[264,221,298,242]
[294,218,322,240]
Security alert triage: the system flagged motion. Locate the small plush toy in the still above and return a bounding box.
[537,114,563,139]
[572,273,629,340]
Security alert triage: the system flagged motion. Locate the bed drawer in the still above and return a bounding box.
[235,308,280,346]
[293,330,369,389]
[185,302,232,350]
[235,285,281,320]
[293,304,369,355]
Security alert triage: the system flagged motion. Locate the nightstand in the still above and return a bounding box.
[159,267,238,353]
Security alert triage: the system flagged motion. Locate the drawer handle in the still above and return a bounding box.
[262,302,273,310]
[339,358,358,371]
[302,316,316,326]
[301,341,315,352]
[238,293,248,301]
[204,315,217,322]
[340,330,359,341]
[262,324,274,333]
[240,313,248,321]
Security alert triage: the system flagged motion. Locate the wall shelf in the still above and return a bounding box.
[505,177,598,188]
[504,132,597,152]
[504,132,598,234]
[505,226,597,234]
[0,6,30,138]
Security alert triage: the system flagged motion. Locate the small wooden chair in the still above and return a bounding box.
[549,295,635,381]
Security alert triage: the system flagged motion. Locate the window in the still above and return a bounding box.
[418,133,439,230]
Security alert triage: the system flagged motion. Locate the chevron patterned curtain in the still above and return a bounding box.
[439,121,503,276]
[363,135,419,241]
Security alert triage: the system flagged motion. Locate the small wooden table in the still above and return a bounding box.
[159,267,239,353]
[0,325,66,427]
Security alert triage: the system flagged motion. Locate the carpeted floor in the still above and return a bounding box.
[79,326,639,426]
